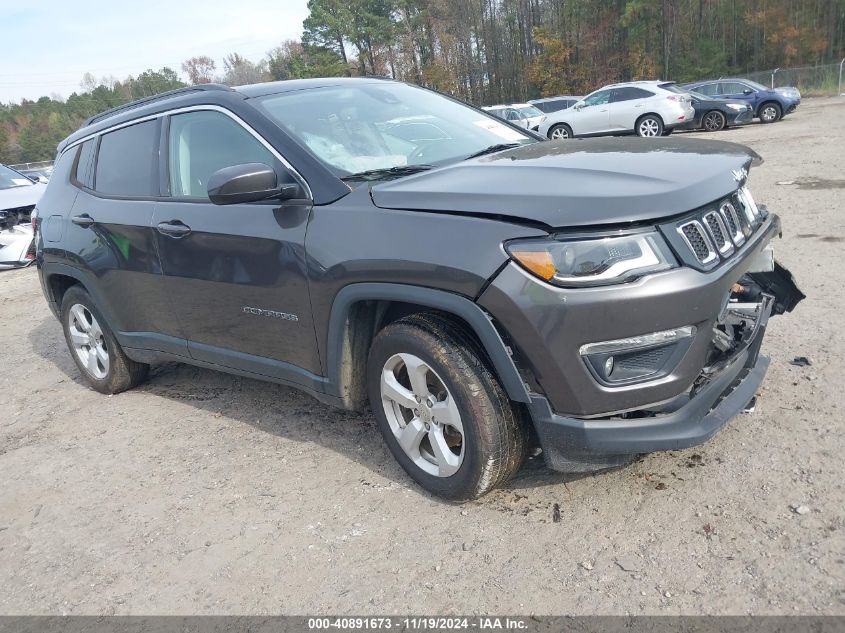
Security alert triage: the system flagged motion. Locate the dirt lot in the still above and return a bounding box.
[1,97,843,616]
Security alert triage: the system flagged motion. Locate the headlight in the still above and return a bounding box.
[506,231,677,287]
[737,185,767,226]
[727,103,746,111]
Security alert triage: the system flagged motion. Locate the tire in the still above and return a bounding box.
[548,123,573,140]
[636,114,663,137]
[367,313,527,500]
[702,110,727,132]
[60,285,149,394]
[758,102,782,123]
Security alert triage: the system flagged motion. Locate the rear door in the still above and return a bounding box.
[608,87,654,131]
[65,120,182,353]
[152,108,321,379]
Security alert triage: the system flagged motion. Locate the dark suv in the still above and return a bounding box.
[36,78,802,500]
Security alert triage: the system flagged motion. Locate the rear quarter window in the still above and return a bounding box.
[74,139,97,188]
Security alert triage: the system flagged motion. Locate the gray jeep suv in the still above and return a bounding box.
[35,78,802,500]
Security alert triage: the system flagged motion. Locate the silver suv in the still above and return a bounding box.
[538,81,695,139]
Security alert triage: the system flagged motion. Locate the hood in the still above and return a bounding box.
[371,137,760,228]
[0,182,46,212]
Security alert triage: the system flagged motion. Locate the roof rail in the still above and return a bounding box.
[82,83,233,127]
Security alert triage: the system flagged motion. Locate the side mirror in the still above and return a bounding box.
[743,89,753,95]
[207,163,302,206]
[574,102,584,110]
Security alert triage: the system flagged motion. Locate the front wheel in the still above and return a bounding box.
[548,123,573,140]
[367,313,527,500]
[636,115,663,137]
[703,110,727,132]
[759,102,782,123]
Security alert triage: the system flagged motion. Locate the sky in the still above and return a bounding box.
[0,0,310,103]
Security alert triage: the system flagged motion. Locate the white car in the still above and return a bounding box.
[537,81,695,139]
[0,164,44,269]
[482,103,546,131]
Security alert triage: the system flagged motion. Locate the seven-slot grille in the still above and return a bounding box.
[676,187,765,268]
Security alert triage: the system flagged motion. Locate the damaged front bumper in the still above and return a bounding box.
[479,211,803,473]
[528,294,775,472]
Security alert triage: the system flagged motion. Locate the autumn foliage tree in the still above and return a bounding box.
[182,56,216,84]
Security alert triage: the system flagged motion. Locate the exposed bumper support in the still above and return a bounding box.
[530,296,773,472]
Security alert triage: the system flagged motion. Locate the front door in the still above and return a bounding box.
[152,108,322,381]
[572,90,611,135]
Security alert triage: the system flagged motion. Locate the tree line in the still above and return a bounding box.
[2,0,843,163]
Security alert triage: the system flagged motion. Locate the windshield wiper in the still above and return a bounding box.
[463,143,522,160]
[341,164,433,182]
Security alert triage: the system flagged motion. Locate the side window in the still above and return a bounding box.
[94,120,159,197]
[631,88,654,99]
[721,82,749,95]
[611,87,652,103]
[168,110,277,199]
[74,139,97,188]
[583,90,611,107]
[695,83,718,96]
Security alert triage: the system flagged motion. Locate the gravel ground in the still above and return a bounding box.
[0,97,843,616]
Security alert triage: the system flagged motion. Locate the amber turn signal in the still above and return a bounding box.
[510,250,556,281]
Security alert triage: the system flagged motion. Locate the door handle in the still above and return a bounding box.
[71,214,95,227]
[156,220,191,238]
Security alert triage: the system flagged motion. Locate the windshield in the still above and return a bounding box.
[0,165,33,191]
[517,105,543,118]
[254,83,535,177]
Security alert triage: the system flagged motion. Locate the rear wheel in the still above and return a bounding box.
[548,123,573,140]
[61,286,149,394]
[636,115,663,137]
[703,110,727,132]
[759,102,782,123]
[367,313,527,500]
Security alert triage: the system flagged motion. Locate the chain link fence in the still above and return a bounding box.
[744,60,845,96]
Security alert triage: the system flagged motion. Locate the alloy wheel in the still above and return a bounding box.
[638,118,660,137]
[761,105,779,122]
[703,111,725,131]
[380,353,464,477]
[550,126,570,140]
[68,304,109,379]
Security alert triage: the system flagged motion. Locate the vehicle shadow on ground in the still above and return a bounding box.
[29,314,595,498]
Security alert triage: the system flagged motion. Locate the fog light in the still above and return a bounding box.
[580,326,696,386]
